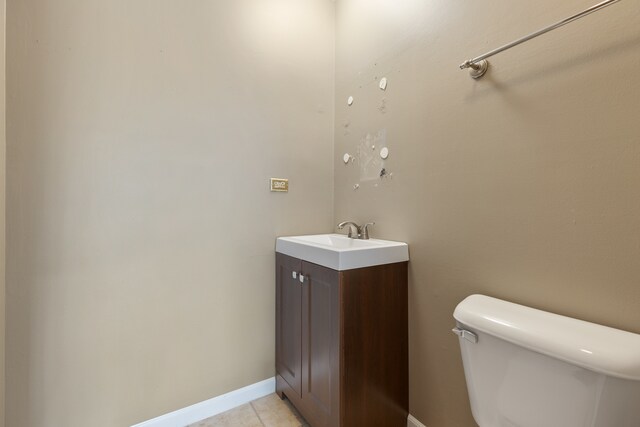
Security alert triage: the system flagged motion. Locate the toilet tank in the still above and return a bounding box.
[453,295,640,427]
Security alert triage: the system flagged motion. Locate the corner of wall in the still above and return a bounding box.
[0,0,6,423]
[1,0,8,425]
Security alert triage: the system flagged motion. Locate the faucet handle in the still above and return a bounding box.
[361,222,375,240]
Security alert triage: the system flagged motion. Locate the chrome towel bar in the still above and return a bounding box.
[460,0,623,79]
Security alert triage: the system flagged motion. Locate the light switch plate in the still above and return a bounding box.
[270,178,289,192]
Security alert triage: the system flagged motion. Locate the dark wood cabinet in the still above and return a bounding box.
[275,254,303,397]
[275,252,408,427]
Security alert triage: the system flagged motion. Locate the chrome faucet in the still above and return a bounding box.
[337,221,375,240]
[337,221,359,238]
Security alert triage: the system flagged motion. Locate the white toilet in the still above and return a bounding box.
[453,294,640,427]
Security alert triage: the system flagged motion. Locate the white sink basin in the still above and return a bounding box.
[276,234,409,271]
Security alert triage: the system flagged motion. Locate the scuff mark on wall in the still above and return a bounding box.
[378,98,387,114]
[357,129,386,182]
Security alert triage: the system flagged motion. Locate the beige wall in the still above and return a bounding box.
[6,1,640,426]
[334,0,640,426]
[0,1,5,425]
[6,1,334,426]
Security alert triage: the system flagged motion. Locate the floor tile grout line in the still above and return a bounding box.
[184,393,307,427]
[249,401,267,427]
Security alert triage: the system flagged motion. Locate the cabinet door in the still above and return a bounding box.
[301,261,340,427]
[276,253,303,396]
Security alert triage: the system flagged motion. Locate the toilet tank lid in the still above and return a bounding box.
[454,294,640,381]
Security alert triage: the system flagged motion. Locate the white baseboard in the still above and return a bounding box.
[408,414,427,427]
[131,377,276,427]
[131,377,422,427]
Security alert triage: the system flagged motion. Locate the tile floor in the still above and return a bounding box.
[188,393,309,427]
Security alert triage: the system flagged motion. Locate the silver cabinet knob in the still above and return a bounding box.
[299,275,305,283]
[292,271,297,280]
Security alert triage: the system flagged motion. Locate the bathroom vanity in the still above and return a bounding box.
[275,234,409,427]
